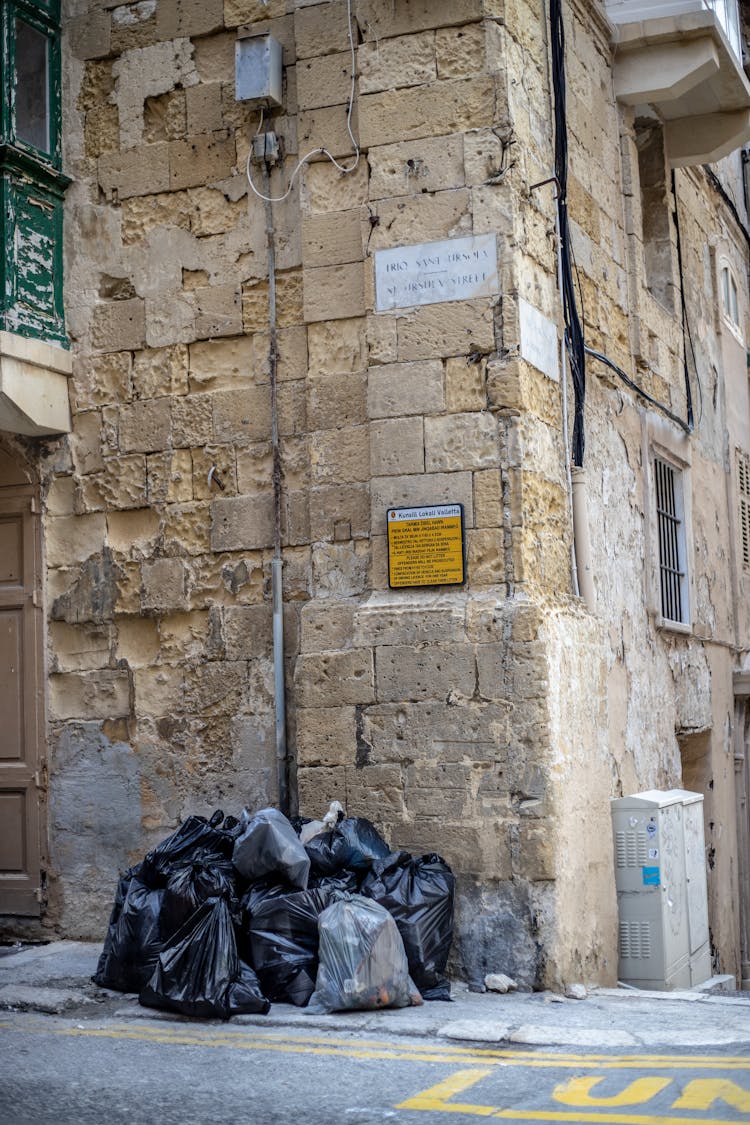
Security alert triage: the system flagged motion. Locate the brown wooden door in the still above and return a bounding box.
[0,476,44,916]
[735,677,750,990]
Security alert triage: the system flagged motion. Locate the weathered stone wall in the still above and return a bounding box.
[51,0,311,932]
[506,0,746,982]
[38,0,748,987]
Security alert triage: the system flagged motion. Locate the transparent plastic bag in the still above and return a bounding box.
[239,871,358,1007]
[307,894,422,1013]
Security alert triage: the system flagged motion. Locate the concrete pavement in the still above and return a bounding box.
[1,940,748,1049]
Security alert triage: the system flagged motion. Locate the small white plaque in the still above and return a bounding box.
[375,234,498,312]
[519,298,560,382]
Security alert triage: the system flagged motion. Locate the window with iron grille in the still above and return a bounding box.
[654,457,689,625]
[738,449,750,573]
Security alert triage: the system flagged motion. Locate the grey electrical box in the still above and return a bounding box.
[235,33,283,108]
[611,789,711,990]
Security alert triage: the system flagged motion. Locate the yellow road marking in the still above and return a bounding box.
[397,1068,497,1115]
[0,1018,748,1071]
[553,1077,673,1107]
[2,1018,749,1123]
[398,1067,750,1124]
[672,1079,750,1112]
[490,1115,750,1124]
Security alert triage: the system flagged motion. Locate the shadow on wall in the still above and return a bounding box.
[451,877,546,991]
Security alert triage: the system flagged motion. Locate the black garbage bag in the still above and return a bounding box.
[222,815,242,839]
[307,867,359,894]
[232,807,310,889]
[239,874,354,1007]
[361,851,454,1001]
[227,960,270,1016]
[305,818,390,877]
[96,863,138,941]
[93,864,138,987]
[140,896,269,1019]
[93,873,165,992]
[161,853,239,938]
[307,894,422,1013]
[140,810,235,888]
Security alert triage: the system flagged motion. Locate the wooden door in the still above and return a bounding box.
[735,677,750,990]
[0,456,44,917]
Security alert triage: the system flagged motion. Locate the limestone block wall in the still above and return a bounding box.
[49,0,313,932]
[506,0,747,982]
[31,0,746,986]
[44,0,573,979]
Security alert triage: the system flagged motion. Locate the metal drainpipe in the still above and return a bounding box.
[571,466,595,611]
[550,179,596,611]
[551,186,581,601]
[262,160,289,816]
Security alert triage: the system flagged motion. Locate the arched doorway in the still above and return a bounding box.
[0,444,45,919]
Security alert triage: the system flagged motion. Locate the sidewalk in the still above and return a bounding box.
[1,941,749,1049]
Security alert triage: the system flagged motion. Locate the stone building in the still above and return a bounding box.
[2,0,750,991]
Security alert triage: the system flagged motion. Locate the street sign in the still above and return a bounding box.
[374,234,498,311]
[387,504,465,589]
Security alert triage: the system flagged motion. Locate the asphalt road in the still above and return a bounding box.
[1,1014,749,1125]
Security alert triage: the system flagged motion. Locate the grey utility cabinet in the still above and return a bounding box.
[611,789,711,990]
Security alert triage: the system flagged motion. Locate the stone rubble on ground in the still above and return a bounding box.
[484,972,518,993]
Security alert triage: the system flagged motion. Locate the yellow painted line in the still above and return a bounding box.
[489,1114,750,1124]
[100,1025,750,1066]
[3,1018,749,1124]
[65,1026,750,1069]
[553,1076,673,1108]
[0,1020,515,1066]
[397,1067,750,1125]
[398,1068,497,1115]
[57,1025,503,1064]
[0,1018,748,1072]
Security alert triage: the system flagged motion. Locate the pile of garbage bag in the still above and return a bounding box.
[94,802,454,1020]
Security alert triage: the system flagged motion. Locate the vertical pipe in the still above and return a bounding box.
[272,554,288,813]
[571,467,596,611]
[535,179,594,611]
[262,160,289,817]
[553,190,580,600]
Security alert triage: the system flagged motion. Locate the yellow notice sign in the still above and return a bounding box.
[387,504,465,588]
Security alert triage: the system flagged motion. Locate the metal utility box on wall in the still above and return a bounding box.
[611,789,711,990]
[235,33,283,108]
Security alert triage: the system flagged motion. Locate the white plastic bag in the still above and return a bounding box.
[299,800,345,846]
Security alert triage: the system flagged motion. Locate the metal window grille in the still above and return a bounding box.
[654,457,688,624]
[738,450,750,572]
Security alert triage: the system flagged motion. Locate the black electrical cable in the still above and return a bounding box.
[548,0,695,448]
[583,177,694,436]
[584,347,692,434]
[671,170,695,433]
[703,164,750,251]
[549,0,586,468]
